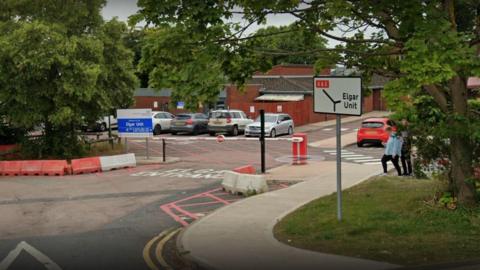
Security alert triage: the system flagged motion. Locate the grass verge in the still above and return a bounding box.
[274,177,480,266]
[86,141,125,157]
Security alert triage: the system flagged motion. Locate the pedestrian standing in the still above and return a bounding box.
[400,119,413,176]
[381,127,402,176]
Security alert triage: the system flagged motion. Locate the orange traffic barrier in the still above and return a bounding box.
[42,160,69,176]
[233,165,256,174]
[71,157,101,174]
[1,161,22,176]
[21,160,44,176]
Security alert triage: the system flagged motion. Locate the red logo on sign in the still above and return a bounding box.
[316,80,329,88]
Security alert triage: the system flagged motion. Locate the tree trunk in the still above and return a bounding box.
[450,134,477,205]
[448,76,477,205]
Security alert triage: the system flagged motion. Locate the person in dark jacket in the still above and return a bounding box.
[400,119,412,176]
[381,127,403,176]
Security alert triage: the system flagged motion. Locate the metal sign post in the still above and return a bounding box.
[336,115,342,221]
[313,76,362,222]
[260,109,266,173]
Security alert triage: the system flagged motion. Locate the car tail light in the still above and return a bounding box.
[186,119,193,125]
[226,117,232,124]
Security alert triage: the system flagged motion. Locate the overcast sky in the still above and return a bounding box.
[102,0,356,47]
[103,0,297,33]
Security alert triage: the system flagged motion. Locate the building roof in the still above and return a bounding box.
[254,64,316,76]
[249,77,312,94]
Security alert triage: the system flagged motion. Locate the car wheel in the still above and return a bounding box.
[153,125,162,135]
[270,129,276,138]
[171,131,177,135]
[231,125,239,136]
[99,123,107,132]
[288,126,293,135]
[357,141,363,147]
[209,131,216,136]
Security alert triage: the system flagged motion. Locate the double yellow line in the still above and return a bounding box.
[143,227,182,270]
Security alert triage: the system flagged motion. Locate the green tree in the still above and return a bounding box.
[135,0,480,205]
[251,24,328,65]
[0,1,138,158]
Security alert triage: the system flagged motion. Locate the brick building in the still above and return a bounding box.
[225,65,388,126]
[133,64,389,126]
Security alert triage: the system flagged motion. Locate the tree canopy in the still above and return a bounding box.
[134,0,480,205]
[0,1,138,158]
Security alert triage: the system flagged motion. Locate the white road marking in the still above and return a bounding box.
[131,168,228,179]
[341,128,349,131]
[340,155,365,158]
[354,159,381,163]
[323,150,350,153]
[322,128,333,131]
[0,241,62,270]
[329,152,355,156]
[345,156,374,160]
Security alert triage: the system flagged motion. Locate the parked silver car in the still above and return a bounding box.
[170,113,209,135]
[245,113,294,137]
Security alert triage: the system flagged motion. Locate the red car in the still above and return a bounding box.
[357,118,397,147]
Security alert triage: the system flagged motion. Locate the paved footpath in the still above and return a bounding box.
[179,161,399,270]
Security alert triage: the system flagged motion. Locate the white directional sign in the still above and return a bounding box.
[313,77,362,116]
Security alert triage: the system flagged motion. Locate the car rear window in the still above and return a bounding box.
[362,122,384,128]
[210,112,232,119]
[175,114,192,120]
[255,115,277,123]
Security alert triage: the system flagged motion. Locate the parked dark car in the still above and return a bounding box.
[170,113,209,135]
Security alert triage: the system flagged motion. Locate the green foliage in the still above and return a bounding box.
[0,2,138,158]
[250,24,328,65]
[134,0,480,203]
[140,26,226,110]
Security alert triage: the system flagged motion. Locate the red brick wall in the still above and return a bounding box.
[225,85,379,126]
[226,85,261,105]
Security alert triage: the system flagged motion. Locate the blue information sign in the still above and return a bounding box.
[117,109,153,138]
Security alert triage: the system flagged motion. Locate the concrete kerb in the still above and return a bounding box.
[177,163,397,270]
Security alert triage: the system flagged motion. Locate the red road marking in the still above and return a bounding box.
[203,192,231,205]
[160,204,189,227]
[177,199,239,208]
[159,187,230,227]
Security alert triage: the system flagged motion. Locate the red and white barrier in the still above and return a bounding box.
[100,153,136,171]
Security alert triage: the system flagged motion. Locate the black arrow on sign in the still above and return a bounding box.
[322,90,341,112]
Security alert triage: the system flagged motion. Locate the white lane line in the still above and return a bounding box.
[364,162,382,165]
[341,155,365,158]
[324,150,350,153]
[329,152,355,156]
[341,128,349,131]
[0,241,62,270]
[345,156,374,160]
[322,128,333,131]
[354,159,381,163]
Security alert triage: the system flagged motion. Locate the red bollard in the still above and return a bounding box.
[292,133,308,165]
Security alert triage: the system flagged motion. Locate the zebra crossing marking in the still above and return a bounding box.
[322,128,333,131]
[345,156,374,160]
[354,159,381,163]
